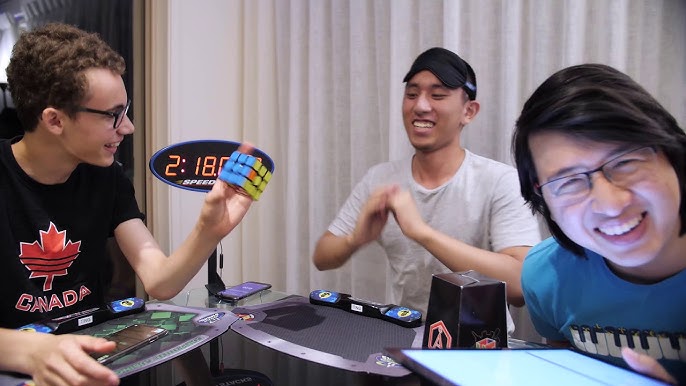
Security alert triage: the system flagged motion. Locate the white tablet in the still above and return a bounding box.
[385,348,669,386]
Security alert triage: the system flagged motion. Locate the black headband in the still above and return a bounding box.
[403,47,477,100]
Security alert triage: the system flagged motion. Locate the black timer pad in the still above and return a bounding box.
[16,297,145,334]
[309,289,422,328]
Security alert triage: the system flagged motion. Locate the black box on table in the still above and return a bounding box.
[422,270,508,349]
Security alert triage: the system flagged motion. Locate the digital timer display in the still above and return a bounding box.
[149,140,275,192]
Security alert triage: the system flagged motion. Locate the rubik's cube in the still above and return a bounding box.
[219,151,273,200]
[475,337,497,349]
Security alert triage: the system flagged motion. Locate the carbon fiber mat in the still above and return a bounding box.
[231,295,423,377]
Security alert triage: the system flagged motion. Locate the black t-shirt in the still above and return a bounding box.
[0,138,144,328]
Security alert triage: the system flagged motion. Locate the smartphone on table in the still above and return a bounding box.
[92,324,169,365]
[218,281,272,301]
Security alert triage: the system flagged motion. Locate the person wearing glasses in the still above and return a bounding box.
[312,47,541,328]
[0,24,255,385]
[512,63,686,384]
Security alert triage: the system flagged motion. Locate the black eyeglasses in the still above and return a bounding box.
[536,146,658,207]
[75,99,131,129]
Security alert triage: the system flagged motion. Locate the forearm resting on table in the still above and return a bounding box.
[411,226,528,306]
[313,231,361,270]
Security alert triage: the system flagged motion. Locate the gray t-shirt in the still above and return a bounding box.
[328,150,541,329]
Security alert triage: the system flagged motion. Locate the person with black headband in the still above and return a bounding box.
[312,47,540,329]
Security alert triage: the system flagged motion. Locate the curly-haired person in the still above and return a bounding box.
[0,23,256,386]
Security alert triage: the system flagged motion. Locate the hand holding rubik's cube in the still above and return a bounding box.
[219,150,273,200]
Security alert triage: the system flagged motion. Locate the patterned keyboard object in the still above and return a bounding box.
[219,151,273,200]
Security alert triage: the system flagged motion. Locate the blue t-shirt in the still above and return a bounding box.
[522,237,686,383]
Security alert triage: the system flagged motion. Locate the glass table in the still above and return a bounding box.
[165,287,421,386]
[165,288,545,386]
[170,287,288,310]
[168,287,289,377]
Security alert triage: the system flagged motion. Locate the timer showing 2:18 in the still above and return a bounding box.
[149,140,274,193]
[164,155,230,177]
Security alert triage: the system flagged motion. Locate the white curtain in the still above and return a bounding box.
[161,0,686,344]
[0,12,18,85]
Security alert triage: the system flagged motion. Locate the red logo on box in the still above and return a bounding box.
[428,320,452,348]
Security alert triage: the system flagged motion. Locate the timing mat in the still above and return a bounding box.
[230,295,423,377]
[0,301,238,385]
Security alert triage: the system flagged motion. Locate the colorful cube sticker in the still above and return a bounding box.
[219,151,273,200]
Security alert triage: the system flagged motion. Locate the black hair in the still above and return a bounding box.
[6,23,125,131]
[512,63,686,256]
